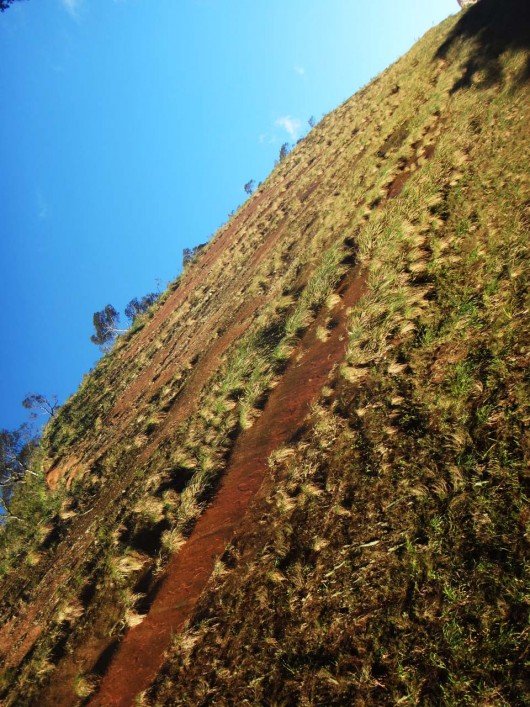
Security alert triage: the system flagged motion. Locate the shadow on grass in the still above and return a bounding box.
[435,0,530,93]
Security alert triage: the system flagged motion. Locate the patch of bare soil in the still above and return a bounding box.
[386,114,440,199]
[38,598,123,707]
[89,267,366,707]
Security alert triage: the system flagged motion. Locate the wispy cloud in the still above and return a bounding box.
[36,190,49,221]
[259,133,278,145]
[61,0,84,20]
[275,116,302,141]
[294,65,305,75]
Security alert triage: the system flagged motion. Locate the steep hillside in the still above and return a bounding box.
[1,0,529,704]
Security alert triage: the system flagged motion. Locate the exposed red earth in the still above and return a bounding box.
[89,268,366,707]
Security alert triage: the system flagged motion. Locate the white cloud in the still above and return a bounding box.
[275,116,302,141]
[61,0,84,20]
[294,65,305,75]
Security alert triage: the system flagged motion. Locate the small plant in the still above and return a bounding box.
[279,142,291,162]
[74,673,97,699]
[244,179,256,195]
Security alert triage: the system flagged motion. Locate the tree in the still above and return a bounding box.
[90,304,124,349]
[182,248,194,268]
[182,244,206,269]
[308,116,316,128]
[125,292,159,323]
[0,0,25,12]
[22,393,59,418]
[0,425,38,519]
[244,179,256,195]
[279,142,291,162]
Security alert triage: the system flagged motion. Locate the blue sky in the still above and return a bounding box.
[0,0,457,432]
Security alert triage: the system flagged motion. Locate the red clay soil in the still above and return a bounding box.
[44,184,283,487]
[49,211,292,489]
[112,216,286,412]
[89,268,366,707]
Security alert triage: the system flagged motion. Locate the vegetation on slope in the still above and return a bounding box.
[0,0,528,703]
[148,3,530,705]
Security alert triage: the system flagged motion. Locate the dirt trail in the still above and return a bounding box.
[89,268,365,707]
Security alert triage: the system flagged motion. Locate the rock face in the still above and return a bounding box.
[458,0,478,7]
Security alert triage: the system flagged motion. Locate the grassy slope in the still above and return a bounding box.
[0,0,528,703]
[148,4,530,706]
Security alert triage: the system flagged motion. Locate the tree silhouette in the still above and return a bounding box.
[0,0,26,12]
[182,244,206,269]
[91,305,124,349]
[0,425,38,520]
[125,292,159,323]
[244,180,256,195]
[279,142,291,162]
[22,393,59,418]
